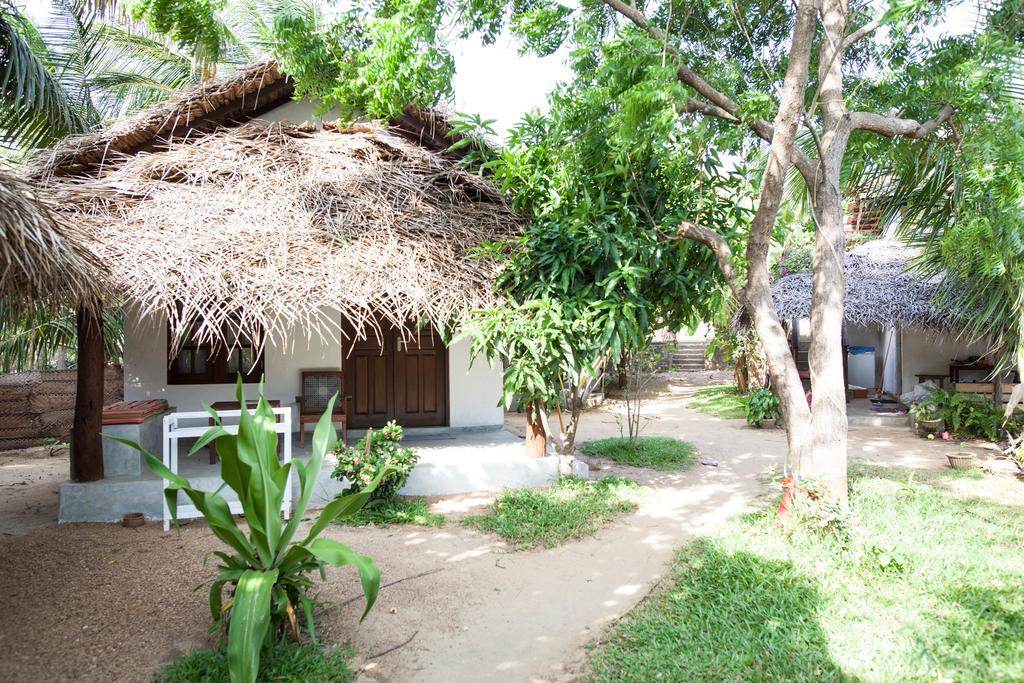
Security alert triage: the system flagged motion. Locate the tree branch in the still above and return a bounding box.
[676,221,742,301]
[850,104,957,139]
[842,14,887,50]
[679,97,739,122]
[601,0,778,144]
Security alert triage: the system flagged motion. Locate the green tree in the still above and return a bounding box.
[458,43,746,466]
[449,0,1022,502]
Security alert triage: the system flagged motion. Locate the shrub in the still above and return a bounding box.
[331,420,418,500]
[919,387,1020,441]
[112,379,386,683]
[745,388,779,427]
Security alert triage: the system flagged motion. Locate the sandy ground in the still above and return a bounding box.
[1,372,1020,682]
[0,446,69,538]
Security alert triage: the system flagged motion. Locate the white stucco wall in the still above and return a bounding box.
[790,319,998,394]
[899,328,994,392]
[122,309,503,430]
[256,99,340,126]
[447,340,504,428]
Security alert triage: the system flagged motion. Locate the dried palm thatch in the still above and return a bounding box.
[0,170,100,316]
[769,240,955,330]
[30,60,292,179]
[43,120,522,352]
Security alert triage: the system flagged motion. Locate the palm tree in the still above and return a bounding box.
[0,0,209,156]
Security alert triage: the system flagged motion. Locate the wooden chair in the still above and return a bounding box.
[296,371,349,445]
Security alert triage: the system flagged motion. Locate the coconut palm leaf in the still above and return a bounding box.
[0,302,124,372]
[0,1,92,150]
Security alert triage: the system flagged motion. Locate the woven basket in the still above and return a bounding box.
[947,452,976,470]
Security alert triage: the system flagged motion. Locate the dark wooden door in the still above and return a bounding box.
[394,327,448,427]
[344,324,448,429]
[346,330,392,428]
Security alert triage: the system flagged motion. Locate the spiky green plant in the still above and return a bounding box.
[111,378,387,683]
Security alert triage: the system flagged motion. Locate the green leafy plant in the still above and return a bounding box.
[908,399,942,423]
[915,388,1017,441]
[110,378,388,683]
[745,388,780,427]
[461,476,644,549]
[157,643,354,683]
[579,436,696,471]
[331,420,418,500]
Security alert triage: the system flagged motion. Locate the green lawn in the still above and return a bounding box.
[158,644,352,683]
[689,384,746,419]
[588,465,1024,682]
[335,498,445,528]
[579,436,696,470]
[462,476,644,549]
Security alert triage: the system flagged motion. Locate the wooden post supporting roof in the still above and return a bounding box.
[72,301,104,482]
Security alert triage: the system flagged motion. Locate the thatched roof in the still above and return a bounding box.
[31,61,294,179]
[42,119,521,351]
[0,170,100,316]
[769,240,953,330]
[30,59,471,180]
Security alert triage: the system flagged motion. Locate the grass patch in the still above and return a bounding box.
[589,467,1024,682]
[462,476,644,549]
[334,498,445,528]
[579,436,696,470]
[689,384,746,419]
[157,643,353,683]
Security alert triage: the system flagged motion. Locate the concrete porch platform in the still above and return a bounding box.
[58,428,557,523]
[848,398,912,429]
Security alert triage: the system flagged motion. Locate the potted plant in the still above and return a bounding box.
[909,401,944,437]
[947,441,976,470]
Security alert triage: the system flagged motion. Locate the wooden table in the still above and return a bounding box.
[914,373,947,388]
[949,361,993,383]
[208,400,281,463]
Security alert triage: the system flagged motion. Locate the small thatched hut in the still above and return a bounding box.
[769,240,996,396]
[37,60,522,460]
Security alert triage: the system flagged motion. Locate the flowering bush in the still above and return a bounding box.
[331,421,419,500]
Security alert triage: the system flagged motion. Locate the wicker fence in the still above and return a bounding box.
[0,366,123,452]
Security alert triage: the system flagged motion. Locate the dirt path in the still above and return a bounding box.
[0,381,983,682]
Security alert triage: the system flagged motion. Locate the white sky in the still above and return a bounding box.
[18,0,980,137]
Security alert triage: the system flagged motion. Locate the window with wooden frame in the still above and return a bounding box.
[167,319,264,385]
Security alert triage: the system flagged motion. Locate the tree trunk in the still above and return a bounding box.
[795,0,854,502]
[72,301,105,482]
[804,182,849,499]
[736,0,818,474]
[524,399,547,458]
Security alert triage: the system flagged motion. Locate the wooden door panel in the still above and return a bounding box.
[395,327,447,427]
[344,326,392,428]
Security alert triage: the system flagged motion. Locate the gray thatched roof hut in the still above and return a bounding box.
[33,62,522,351]
[0,170,100,316]
[770,240,954,330]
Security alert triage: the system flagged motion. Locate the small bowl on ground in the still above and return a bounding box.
[122,512,146,528]
[946,451,976,470]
